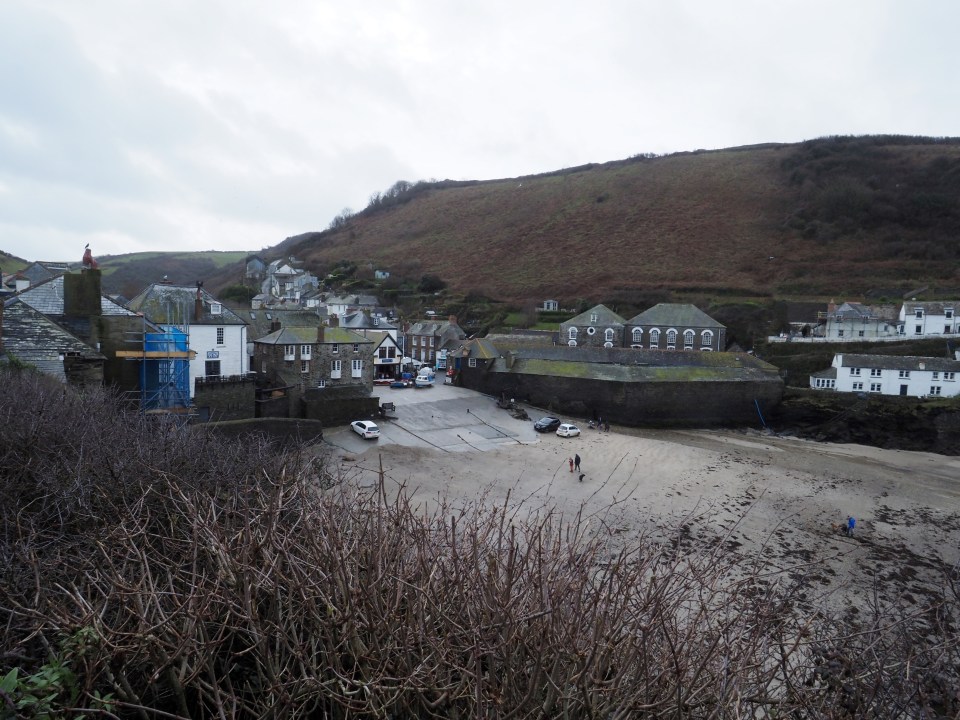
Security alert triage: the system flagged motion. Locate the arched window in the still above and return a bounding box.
[568,327,578,340]
[568,339,577,347]
[603,341,613,348]
[604,328,615,342]
[631,327,642,344]
[649,329,660,348]
[683,330,695,349]
[666,329,677,348]
[701,330,714,348]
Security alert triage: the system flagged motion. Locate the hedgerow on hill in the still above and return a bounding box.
[1,367,958,718]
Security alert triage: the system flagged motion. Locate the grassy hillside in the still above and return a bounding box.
[0,250,29,274]
[252,136,960,307]
[97,251,250,297]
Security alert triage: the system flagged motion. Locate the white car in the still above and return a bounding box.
[556,423,581,438]
[351,420,381,439]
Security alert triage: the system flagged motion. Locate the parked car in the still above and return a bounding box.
[534,416,562,433]
[351,420,380,439]
[556,423,581,438]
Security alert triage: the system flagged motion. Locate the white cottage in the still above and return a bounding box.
[810,353,960,398]
[898,301,959,337]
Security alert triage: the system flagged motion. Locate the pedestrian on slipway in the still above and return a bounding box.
[569,457,574,473]
[574,454,581,472]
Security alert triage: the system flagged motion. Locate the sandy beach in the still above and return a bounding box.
[330,419,960,616]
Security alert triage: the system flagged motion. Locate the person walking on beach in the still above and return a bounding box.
[574,454,581,472]
[846,516,856,537]
[568,457,574,473]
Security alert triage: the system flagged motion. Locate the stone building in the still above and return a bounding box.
[624,303,726,351]
[559,304,626,348]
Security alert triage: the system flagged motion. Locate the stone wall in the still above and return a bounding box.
[194,376,256,421]
[301,388,380,427]
[459,368,782,427]
[202,417,324,447]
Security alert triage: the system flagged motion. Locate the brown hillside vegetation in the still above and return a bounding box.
[272,136,960,304]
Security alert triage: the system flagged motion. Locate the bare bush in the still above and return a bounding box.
[1,367,958,718]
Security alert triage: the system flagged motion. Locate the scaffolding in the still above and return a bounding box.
[118,302,195,415]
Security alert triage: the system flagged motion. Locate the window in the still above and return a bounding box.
[568,327,578,340]
[870,383,882,392]
[331,343,339,354]
[300,344,312,359]
[590,313,598,323]
[916,309,923,318]
[837,330,844,338]
[898,370,910,379]
[815,378,835,389]
[317,379,326,388]
[429,337,434,347]
[216,327,225,345]
[331,360,342,379]
[932,371,939,380]
[946,325,953,334]
[666,329,677,349]
[568,339,577,347]
[915,325,922,335]
[211,303,222,315]
[632,328,642,343]
[649,329,660,348]
[352,359,363,378]
[870,368,881,377]
[852,382,863,390]
[850,367,861,376]
[301,360,309,374]
[858,330,865,337]
[930,386,942,395]
[586,327,596,336]
[205,360,221,377]
[353,343,360,353]
[947,309,954,319]
[468,358,477,368]
[683,330,694,349]
[945,372,956,381]
[604,328,615,342]
[701,330,713,348]
[283,345,295,361]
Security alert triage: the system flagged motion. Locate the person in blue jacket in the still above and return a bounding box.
[846,516,856,537]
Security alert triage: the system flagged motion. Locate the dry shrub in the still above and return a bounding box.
[1,367,958,718]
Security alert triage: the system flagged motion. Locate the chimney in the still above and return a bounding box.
[827,299,836,314]
[63,270,102,318]
[329,313,339,327]
[269,319,281,333]
[317,323,325,344]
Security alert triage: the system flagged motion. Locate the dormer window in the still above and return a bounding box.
[916,309,923,318]
[211,303,222,315]
[589,313,598,323]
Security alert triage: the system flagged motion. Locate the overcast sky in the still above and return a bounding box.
[1,1,957,262]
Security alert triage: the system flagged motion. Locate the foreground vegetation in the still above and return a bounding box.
[2,368,958,718]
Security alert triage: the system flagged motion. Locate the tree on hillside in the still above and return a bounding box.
[418,274,447,294]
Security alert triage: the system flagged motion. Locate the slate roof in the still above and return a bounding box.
[564,304,626,326]
[626,303,725,328]
[2,298,105,381]
[902,301,958,315]
[16,274,140,317]
[341,311,397,331]
[253,326,372,346]
[837,354,960,372]
[240,308,325,340]
[126,284,246,325]
[460,337,500,359]
[810,367,838,379]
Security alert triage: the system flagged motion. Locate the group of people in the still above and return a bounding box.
[568,454,585,482]
[588,419,610,432]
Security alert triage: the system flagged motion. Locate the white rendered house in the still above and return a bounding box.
[810,353,960,398]
[898,301,958,337]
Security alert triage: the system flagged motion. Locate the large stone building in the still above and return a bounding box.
[560,304,625,348]
[404,315,467,369]
[559,303,727,351]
